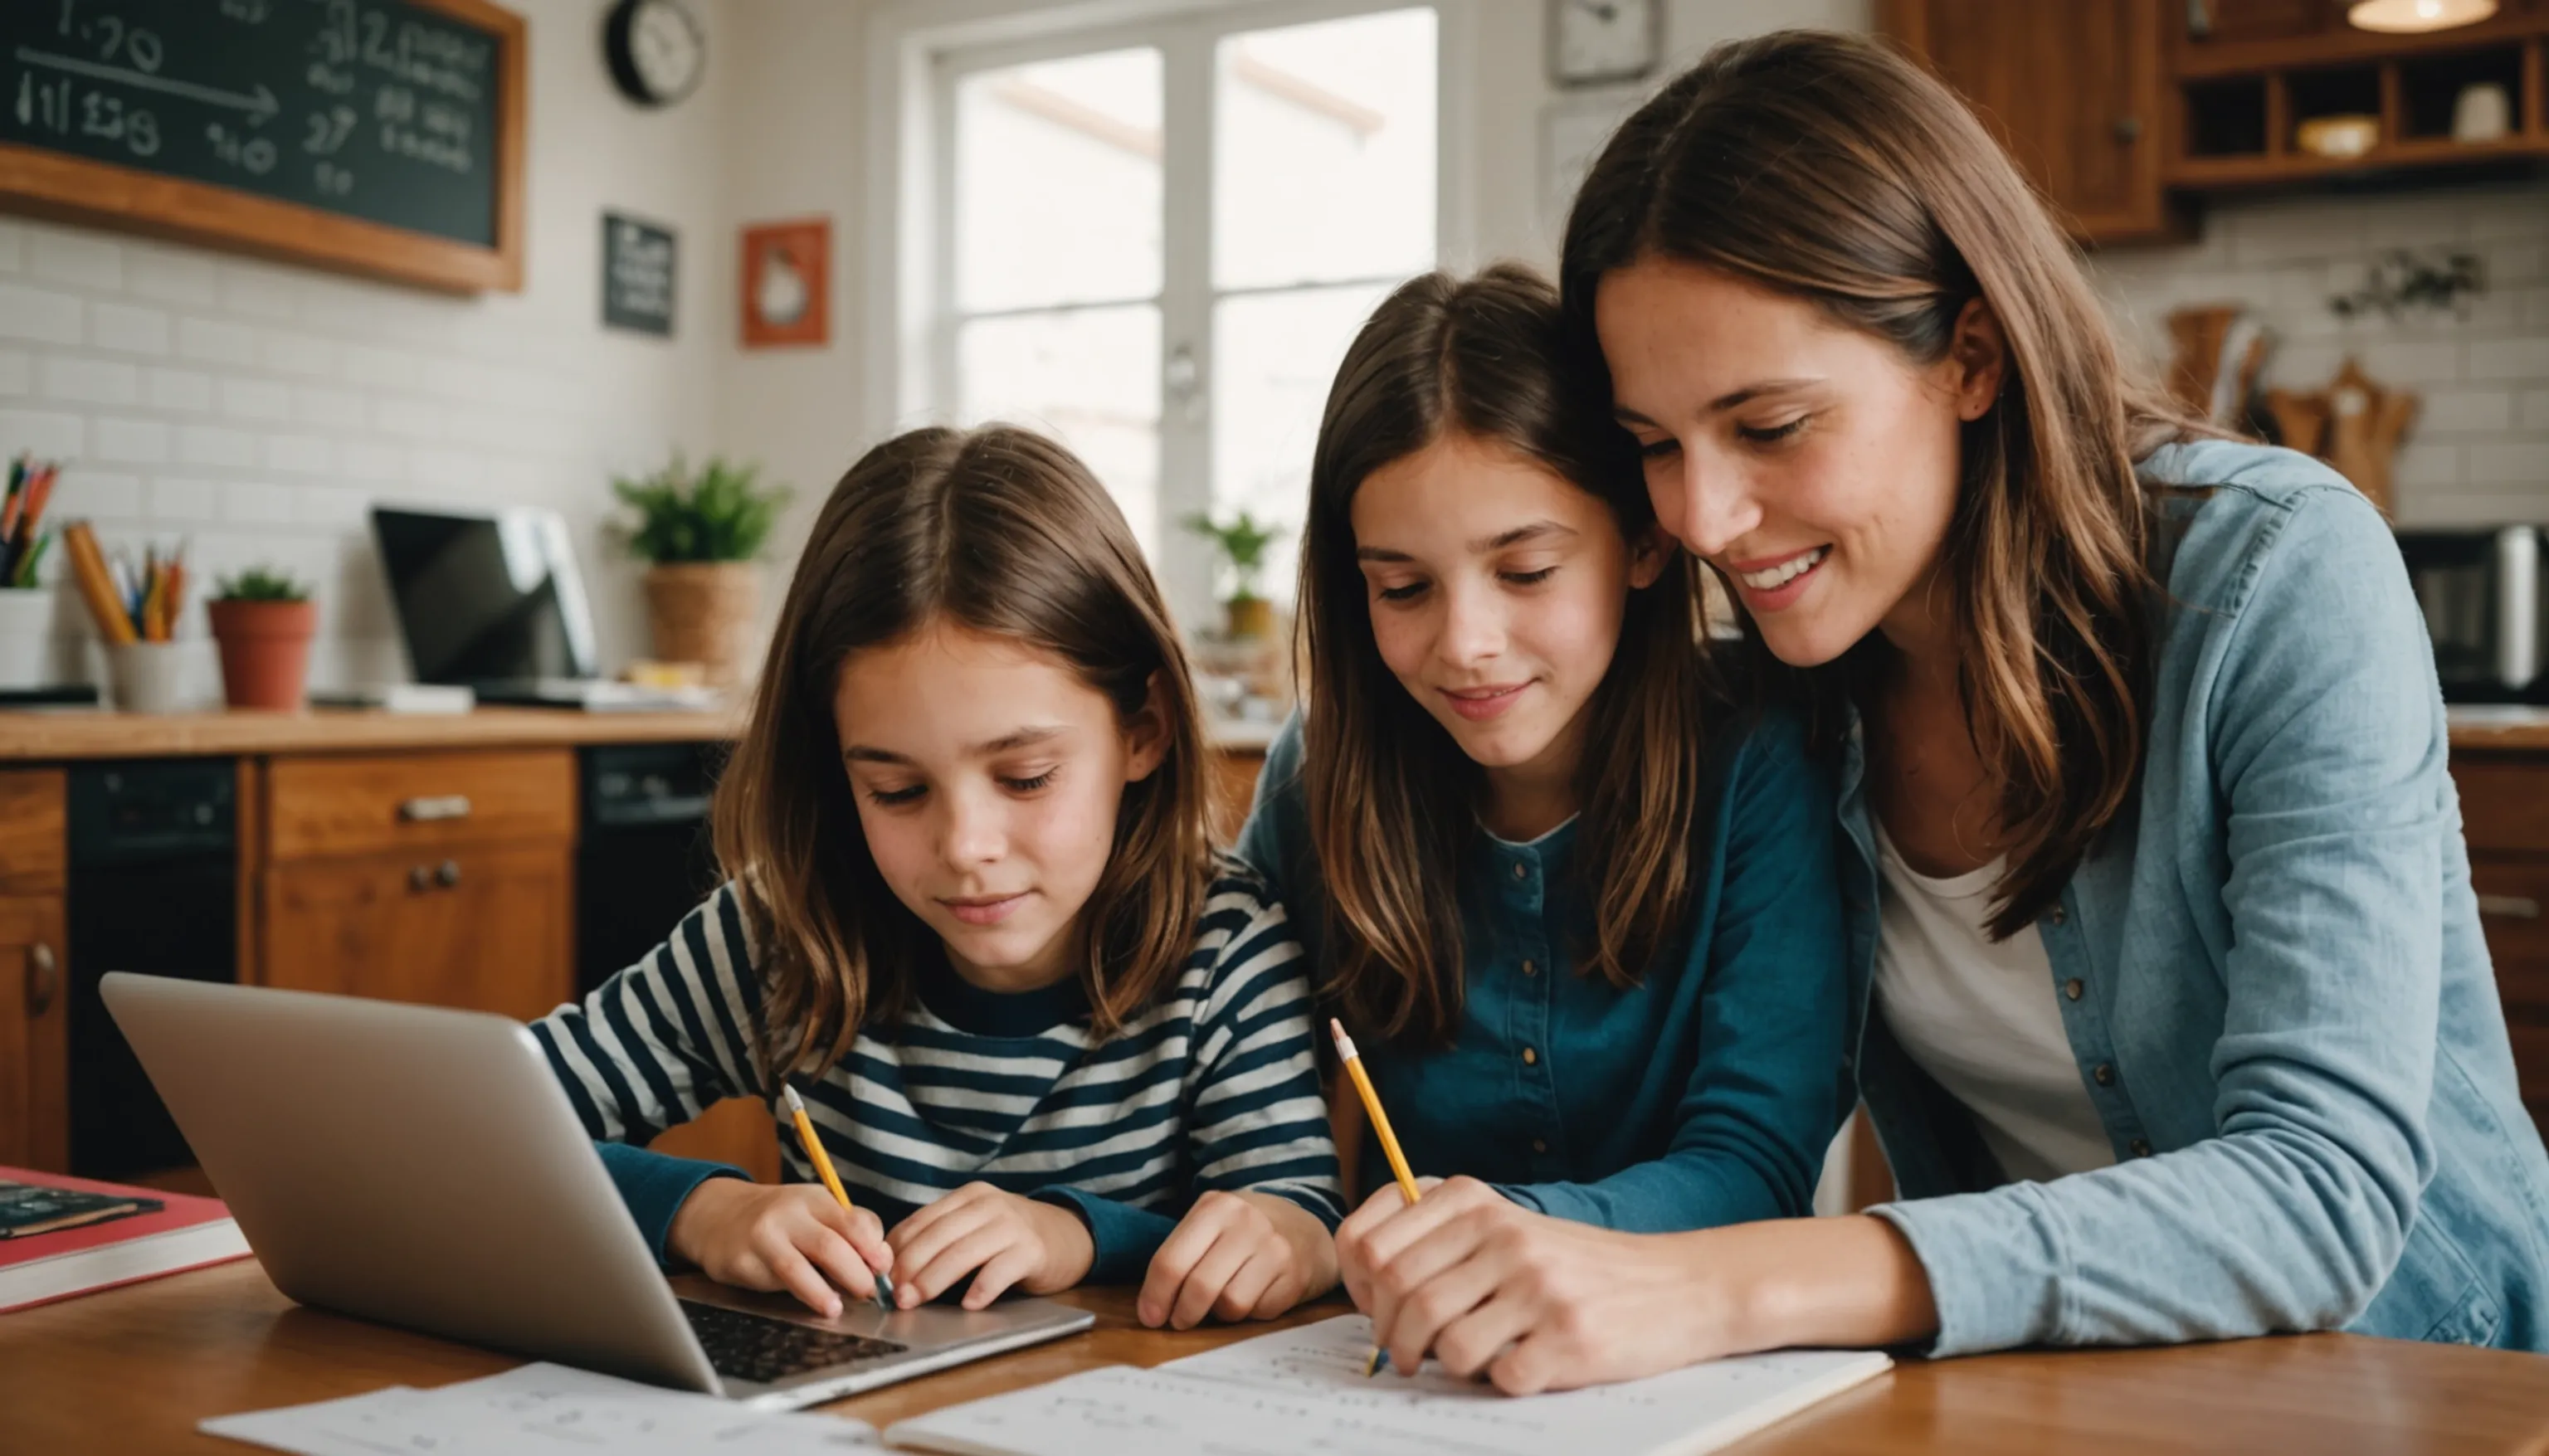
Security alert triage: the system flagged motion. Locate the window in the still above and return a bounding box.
[925,4,1440,620]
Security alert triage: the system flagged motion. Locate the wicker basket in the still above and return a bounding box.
[642,562,760,687]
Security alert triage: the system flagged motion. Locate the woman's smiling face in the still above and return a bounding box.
[1595,255,2001,666]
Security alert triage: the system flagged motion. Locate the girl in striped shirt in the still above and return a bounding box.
[534,425,1341,1332]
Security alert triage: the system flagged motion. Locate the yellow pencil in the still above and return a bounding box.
[1331,1018,1419,1376]
[782,1083,894,1310]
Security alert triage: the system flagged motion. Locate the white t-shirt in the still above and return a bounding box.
[1872,825,2116,1186]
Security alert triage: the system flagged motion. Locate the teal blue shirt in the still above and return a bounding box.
[1237,710,1850,1230]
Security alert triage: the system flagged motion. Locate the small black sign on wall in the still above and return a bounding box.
[603,212,677,337]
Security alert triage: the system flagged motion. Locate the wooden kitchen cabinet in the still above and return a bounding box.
[1879,0,2176,243]
[258,750,577,1024]
[0,768,67,1171]
[2454,752,2549,1142]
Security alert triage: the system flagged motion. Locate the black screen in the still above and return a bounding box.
[372,507,597,684]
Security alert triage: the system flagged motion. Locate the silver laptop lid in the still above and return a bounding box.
[100,973,720,1394]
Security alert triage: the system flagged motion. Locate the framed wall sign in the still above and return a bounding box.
[602,211,676,337]
[740,217,828,348]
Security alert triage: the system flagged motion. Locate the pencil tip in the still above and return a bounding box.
[782,1083,805,1113]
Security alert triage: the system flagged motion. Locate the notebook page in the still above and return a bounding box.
[203,1364,881,1455]
[886,1316,1890,1456]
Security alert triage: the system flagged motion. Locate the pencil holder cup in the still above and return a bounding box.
[0,585,63,689]
[107,640,188,714]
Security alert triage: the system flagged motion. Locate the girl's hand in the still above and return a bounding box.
[886,1182,1096,1311]
[666,1179,893,1319]
[1138,1190,1339,1329]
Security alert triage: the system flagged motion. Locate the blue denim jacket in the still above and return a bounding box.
[1239,709,1850,1230]
[1855,440,2549,1356]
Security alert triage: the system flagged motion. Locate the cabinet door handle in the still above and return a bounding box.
[25,942,57,1015]
[398,794,472,823]
[2113,115,2144,144]
[435,859,461,889]
[2478,894,2542,920]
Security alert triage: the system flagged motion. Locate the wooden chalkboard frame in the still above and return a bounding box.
[0,0,526,295]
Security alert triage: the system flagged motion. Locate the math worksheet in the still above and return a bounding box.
[885,1314,1891,1456]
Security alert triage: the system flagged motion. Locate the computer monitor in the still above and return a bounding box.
[372,505,600,686]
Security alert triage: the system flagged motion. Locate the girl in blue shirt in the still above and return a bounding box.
[1236,265,1851,1328]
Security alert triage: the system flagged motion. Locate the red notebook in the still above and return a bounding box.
[0,1166,252,1314]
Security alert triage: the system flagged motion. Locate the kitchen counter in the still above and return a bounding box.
[0,704,1291,762]
[2448,706,2549,753]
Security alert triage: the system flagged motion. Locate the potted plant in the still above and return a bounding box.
[1181,510,1284,641]
[207,566,315,711]
[614,455,791,687]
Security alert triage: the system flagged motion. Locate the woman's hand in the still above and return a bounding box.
[1138,1190,1340,1329]
[666,1179,894,1319]
[1342,1179,1940,1394]
[885,1182,1096,1311]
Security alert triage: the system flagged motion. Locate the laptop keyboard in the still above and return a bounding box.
[680,1299,909,1385]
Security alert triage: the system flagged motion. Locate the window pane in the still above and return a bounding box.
[958,305,1162,555]
[1211,283,1393,601]
[1214,10,1435,291]
[956,49,1162,313]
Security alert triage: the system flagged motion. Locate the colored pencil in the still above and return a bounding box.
[782,1083,896,1310]
[1331,1018,1422,1376]
[63,523,136,646]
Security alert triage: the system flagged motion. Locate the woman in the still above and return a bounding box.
[1337,29,2549,1392]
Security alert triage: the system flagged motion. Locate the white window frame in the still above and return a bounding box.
[860,0,1476,626]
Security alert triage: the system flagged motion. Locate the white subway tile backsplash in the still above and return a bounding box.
[2469,337,2549,382]
[2466,439,2549,488]
[0,285,84,346]
[263,434,334,476]
[123,248,219,309]
[149,476,218,521]
[41,357,140,407]
[339,344,420,391]
[59,469,142,521]
[147,368,216,413]
[373,397,447,439]
[177,318,256,368]
[90,416,167,465]
[2420,387,2515,436]
[0,222,23,274]
[0,349,29,397]
[90,303,172,357]
[219,378,294,423]
[0,407,85,458]
[223,481,297,525]
[295,386,367,431]
[178,425,257,470]
[217,264,300,321]
[260,330,338,379]
[2522,388,2549,432]
[28,231,120,291]
[338,440,405,484]
[295,485,371,530]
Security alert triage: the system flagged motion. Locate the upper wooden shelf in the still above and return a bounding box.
[2171,3,2549,80]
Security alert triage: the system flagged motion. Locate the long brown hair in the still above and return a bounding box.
[1559,29,2200,940]
[714,425,1216,1080]
[1299,265,1719,1048]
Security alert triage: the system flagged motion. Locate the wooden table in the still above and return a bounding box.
[5,1259,2548,1454]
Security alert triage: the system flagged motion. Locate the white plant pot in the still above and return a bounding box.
[0,585,66,689]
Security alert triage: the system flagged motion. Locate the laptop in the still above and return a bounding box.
[100,973,1093,1409]
[369,504,706,712]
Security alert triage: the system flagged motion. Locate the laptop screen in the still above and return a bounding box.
[371,506,599,684]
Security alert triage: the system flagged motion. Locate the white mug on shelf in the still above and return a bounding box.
[2454,83,2512,143]
[0,585,64,689]
[107,640,188,714]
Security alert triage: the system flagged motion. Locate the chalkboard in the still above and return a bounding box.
[602,212,674,337]
[0,0,524,292]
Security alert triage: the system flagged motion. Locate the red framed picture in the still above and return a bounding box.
[740,217,830,348]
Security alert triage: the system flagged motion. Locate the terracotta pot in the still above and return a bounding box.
[643,562,760,686]
[1224,596,1274,642]
[208,598,317,710]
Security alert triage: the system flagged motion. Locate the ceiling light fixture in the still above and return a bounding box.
[2346,0,2498,34]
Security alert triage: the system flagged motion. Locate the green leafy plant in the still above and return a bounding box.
[1180,510,1285,604]
[612,455,791,564]
[212,566,309,602]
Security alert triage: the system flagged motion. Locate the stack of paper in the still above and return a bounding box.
[202,1363,880,1455]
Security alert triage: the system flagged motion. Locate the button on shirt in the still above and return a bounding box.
[1238,709,1851,1233]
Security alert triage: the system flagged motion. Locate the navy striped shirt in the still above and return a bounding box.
[533,867,1343,1281]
